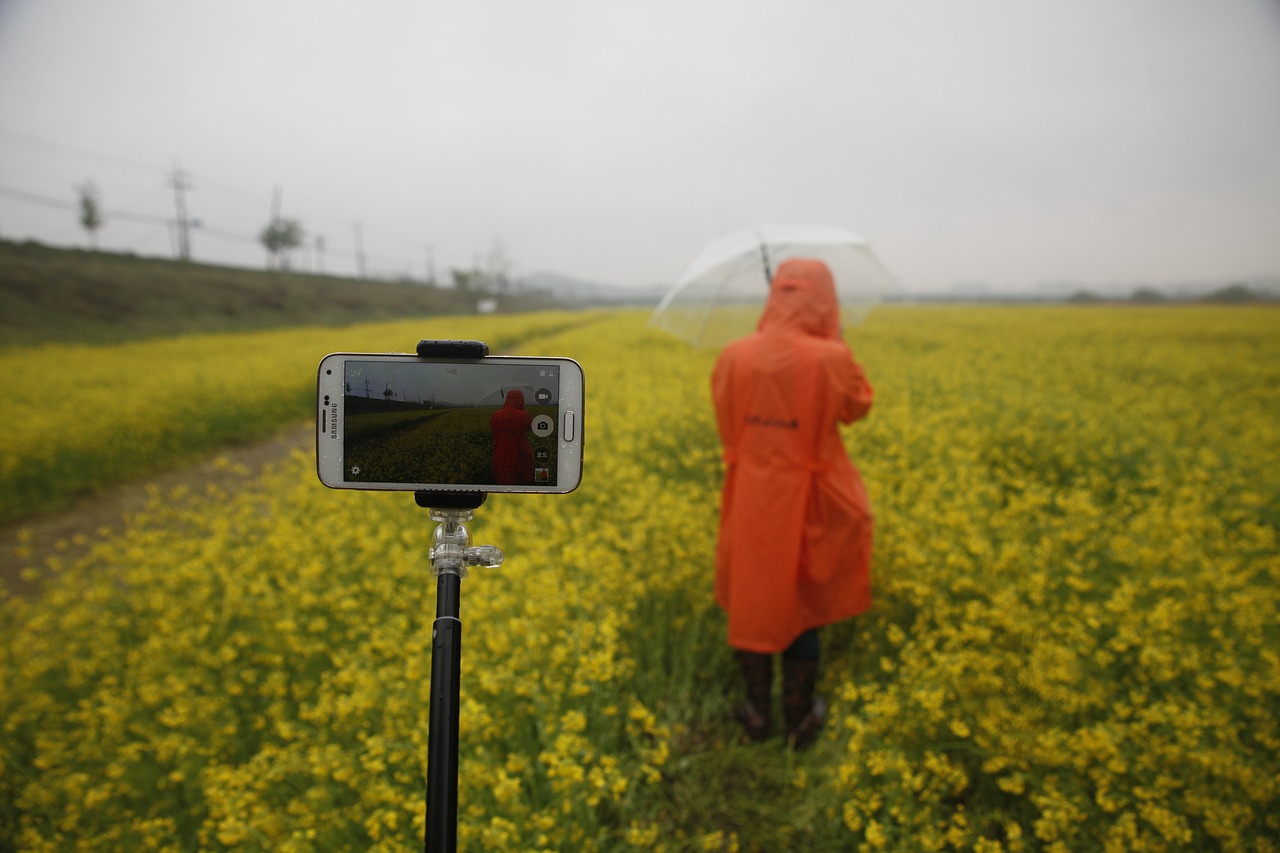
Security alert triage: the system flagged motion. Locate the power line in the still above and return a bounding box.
[0,183,261,246]
[0,184,76,211]
[123,224,171,251]
[0,120,438,274]
[0,126,440,252]
[105,209,171,225]
[0,125,166,175]
[198,225,258,246]
[0,183,169,224]
[1,180,435,272]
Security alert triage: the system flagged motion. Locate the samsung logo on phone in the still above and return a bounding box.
[330,403,339,439]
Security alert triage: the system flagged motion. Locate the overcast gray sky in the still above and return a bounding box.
[1,0,1277,292]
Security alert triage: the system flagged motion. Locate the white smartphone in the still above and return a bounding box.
[317,352,584,494]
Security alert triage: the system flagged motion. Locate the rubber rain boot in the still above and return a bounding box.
[782,658,826,749]
[735,651,773,741]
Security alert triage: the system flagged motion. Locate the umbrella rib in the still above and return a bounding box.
[693,253,763,346]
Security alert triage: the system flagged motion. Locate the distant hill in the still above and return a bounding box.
[0,240,566,347]
[890,273,1280,304]
[1034,275,1280,302]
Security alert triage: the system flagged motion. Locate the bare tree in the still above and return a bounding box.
[76,181,103,248]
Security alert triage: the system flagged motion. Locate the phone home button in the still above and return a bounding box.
[562,412,575,442]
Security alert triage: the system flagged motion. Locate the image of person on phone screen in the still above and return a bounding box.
[491,389,535,484]
[711,257,875,749]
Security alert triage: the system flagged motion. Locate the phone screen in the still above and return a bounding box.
[339,359,567,488]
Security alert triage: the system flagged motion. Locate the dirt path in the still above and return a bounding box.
[0,421,314,598]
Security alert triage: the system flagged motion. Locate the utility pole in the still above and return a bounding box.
[354,220,367,279]
[426,243,436,286]
[267,185,283,269]
[168,161,193,261]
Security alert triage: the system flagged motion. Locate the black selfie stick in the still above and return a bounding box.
[415,339,504,853]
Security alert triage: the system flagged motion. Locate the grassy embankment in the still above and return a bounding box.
[0,239,563,348]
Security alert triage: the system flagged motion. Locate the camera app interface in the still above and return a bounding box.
[343,361,561,487]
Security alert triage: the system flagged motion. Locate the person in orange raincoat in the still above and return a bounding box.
[490,389,534,485]
[712,257,874,748]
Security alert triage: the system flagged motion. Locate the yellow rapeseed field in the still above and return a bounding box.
[2,306,1277,851]
[0,311,596,524]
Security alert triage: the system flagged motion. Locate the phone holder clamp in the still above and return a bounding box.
[414,491,503,580]
[426,505,504,580]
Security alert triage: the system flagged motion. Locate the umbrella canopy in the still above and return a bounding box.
[649,224,897,348]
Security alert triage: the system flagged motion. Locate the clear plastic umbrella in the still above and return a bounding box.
[649,224,897,348]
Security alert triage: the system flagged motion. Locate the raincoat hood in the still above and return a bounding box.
[503,389,526,409]
[756,258,841,340]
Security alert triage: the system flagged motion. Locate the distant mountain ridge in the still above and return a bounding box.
[891,272,1280,302]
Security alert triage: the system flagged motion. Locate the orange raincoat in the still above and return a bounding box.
[712,258,874,653]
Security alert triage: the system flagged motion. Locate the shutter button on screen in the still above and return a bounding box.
[531,414,555,437]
